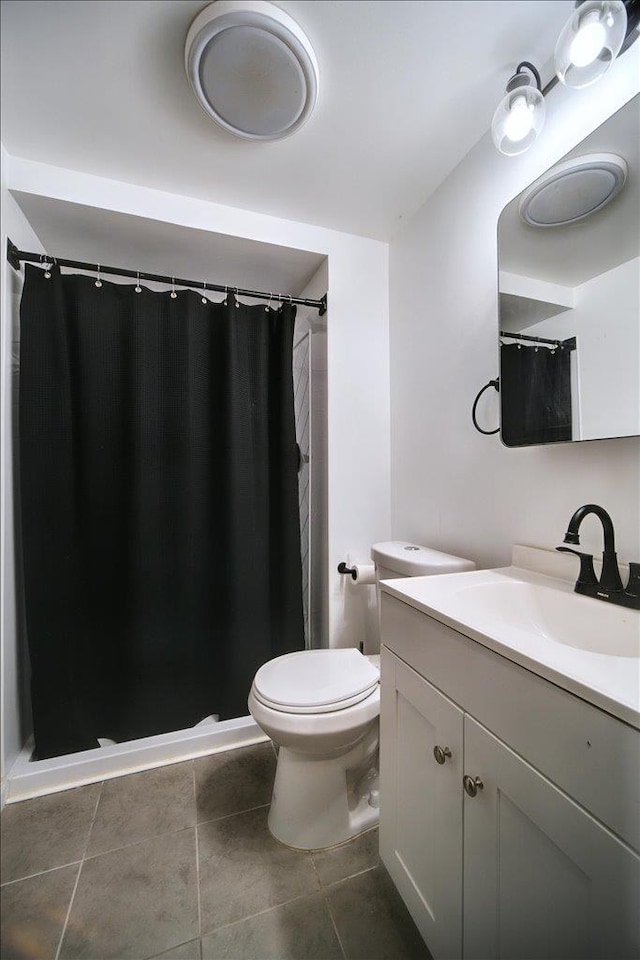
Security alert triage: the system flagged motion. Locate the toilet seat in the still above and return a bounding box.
[252,649,379,715]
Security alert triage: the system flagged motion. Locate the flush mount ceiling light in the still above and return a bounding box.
[491,63,546,157]
[518,153,628,227]
[491,0,638,157]
[185,0,319,141]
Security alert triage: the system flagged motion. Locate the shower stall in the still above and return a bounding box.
[2,226,328,803]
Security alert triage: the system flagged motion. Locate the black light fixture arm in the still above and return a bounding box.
[6,238,328,316]
[514,61,542,91]
[620,0,640,53]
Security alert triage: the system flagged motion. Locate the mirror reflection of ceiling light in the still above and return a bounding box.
[518,153,628,226]
[185,0,319,141]
[492,0,638,156]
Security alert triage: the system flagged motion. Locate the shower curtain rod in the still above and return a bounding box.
[500,330,576,350]
[6,238,327,316]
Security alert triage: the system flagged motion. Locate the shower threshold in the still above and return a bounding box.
[5,715,267,804]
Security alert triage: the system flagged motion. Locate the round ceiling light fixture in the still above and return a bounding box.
[185,0,319,142]
[518,153,628,227]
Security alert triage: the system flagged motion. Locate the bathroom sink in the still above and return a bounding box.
[379,555,640,729]
[452,578,639,658]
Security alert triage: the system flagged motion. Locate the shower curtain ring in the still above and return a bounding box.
[201,281,207,304]
[265,292,273,313]
[95,264,102,288]
[170,276,177,299]
[235,286,240,308]
[135,271,142,294]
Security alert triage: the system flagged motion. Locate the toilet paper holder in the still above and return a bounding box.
[337,562,357,580]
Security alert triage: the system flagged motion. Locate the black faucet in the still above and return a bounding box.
[556,504,640,610]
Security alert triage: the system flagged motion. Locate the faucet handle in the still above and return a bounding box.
[555,547,598,588]
[625,562,640,599]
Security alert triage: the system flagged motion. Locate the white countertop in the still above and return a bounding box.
[380,556,640,730]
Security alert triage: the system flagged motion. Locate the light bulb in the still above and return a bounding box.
[491,79,545,156]
[503,96,534,142]
[569,17,606,66]
[555,0,627,88]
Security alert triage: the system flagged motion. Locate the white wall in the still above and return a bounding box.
[389,48,640,570]
[1,152,390,770]
[1,144,45,798]
[295,261,330,650]
[528,258,640,440]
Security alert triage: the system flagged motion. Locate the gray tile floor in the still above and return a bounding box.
[1,742,431,960]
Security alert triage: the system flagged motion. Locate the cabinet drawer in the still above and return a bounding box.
[381,594,640,851]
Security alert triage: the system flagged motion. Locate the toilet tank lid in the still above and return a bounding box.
[370,541,475,577]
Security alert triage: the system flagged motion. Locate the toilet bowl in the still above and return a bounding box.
[248,541,475,850]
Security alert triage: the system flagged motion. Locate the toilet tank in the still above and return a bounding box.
[370,541,475,580]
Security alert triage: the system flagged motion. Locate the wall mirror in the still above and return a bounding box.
[497,95,639,447]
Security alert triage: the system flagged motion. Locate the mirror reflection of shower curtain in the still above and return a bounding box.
[19,264,304,760]
[501,343,572,446]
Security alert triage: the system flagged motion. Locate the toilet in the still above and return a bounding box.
[248,541,475,850]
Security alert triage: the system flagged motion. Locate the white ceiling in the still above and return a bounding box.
[0,0,575,242]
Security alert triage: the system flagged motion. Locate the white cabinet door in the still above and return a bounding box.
[380,648,464,959]
[463,715,640,960]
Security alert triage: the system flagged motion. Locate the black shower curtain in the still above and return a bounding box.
[500,343,572,446]
[19,264,304,760]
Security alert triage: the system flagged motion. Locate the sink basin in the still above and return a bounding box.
[453,578,640,658]
[380,552,640,729]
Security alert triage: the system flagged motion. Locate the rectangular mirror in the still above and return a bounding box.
[497,95,639,447]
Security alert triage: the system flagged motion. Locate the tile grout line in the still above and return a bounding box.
[54,861,84,960]
[0,859,83,888]
[311,857,348,960]
[199,886,320,940]
[54,780,104,960]
[82,821,205,863]
[192,762,202,942]
[322,861,381,890]
[196,801,270,829]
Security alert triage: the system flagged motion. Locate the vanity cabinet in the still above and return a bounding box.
[379,595,640,960]
[380,652,464,959]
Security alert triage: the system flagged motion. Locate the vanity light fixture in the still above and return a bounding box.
[491,63,546,156]
[185,0,319,141]
[555,0,628,88]
[492,0,639,156]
